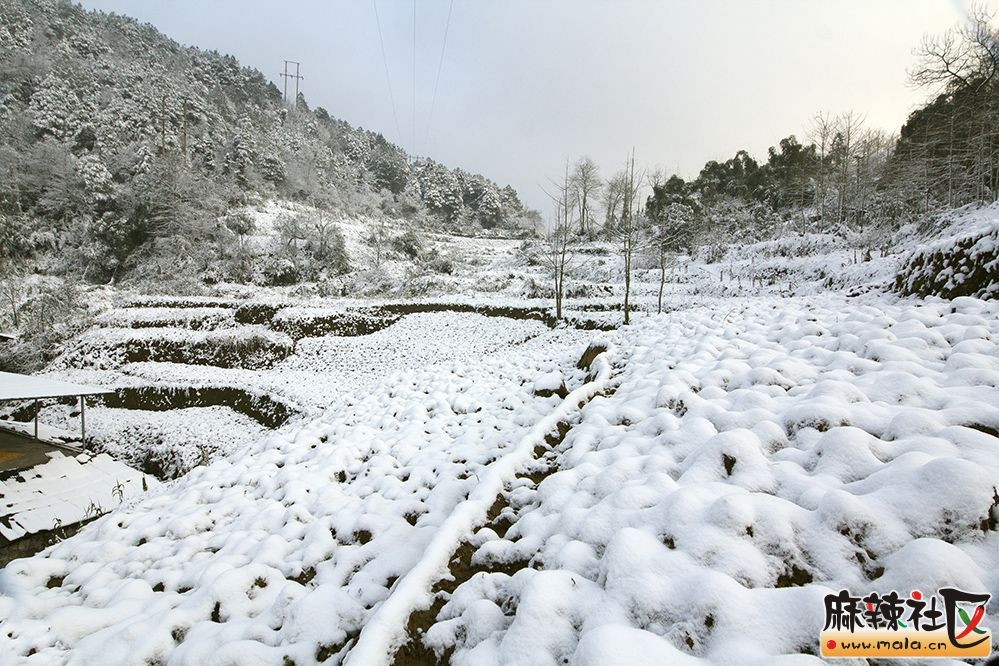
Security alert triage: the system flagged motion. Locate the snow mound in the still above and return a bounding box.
[429,295,999,663]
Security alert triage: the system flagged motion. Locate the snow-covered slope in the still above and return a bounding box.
[425,295,999,664]
[0,324,597,664]
[2,293,997,664]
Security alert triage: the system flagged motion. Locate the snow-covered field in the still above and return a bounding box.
[1,206,998,663]
[25,312,590,478]
[1,291,997,664]
[425,295,999,664]
[0,313,601,664]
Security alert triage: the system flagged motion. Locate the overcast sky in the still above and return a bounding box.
[78,0,978,213]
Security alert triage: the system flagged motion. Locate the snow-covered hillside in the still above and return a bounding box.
[215,200,999,305]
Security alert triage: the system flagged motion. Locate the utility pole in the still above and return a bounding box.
[280,60,304,107]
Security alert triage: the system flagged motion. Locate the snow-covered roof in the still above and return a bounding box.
[0,451,156,540]
[0,372,113,402]
[0,332,15,341]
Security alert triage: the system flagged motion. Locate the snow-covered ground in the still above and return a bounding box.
[0,316,599,664]
[1,205,998,663]
[425,295,999,664]
[27,312,591,478]
[1,292,997,664]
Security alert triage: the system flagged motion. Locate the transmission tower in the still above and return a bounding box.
[280,60,304,106]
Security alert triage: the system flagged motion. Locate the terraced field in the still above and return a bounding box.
[2,293,996,664]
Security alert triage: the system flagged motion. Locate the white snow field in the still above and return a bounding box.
[0,323,600,665]
[422,295,999,665]
[1,292,997,664]
[29,312,588,479]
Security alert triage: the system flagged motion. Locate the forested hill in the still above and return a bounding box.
[0,0,534,284]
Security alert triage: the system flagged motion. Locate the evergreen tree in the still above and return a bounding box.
[28,74,79,141]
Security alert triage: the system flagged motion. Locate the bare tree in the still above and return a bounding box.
[853,128,894,229]
[308,194,343,261]
[538,162,577,320]
[910,3,999,94]
[601,170,626,236]
[539,217,574,321]
[607,150,644,325]
[647,168,666,191]
[808,111,835,229]
[367,216,389,268]
[570,157,602,236]
[0,263,24,330]
[832,111,866,225]
[275,213,307,254]
[908,3,999,204]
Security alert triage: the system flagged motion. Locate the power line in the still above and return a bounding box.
[372,0,404,148]
[424,0,454,151]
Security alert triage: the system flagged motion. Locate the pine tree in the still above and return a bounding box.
[132,144,153,177]
[76,154,113,204]
[28,74,79,141]
[224,117,256,188]
[190,135,216,173]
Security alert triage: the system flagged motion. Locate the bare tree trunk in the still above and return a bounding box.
[541,162,577,322]
[618,150,641,326]
[657,261,665,314]
[5,289,19,328]
[623,244,631,325]
[554,269,562,320]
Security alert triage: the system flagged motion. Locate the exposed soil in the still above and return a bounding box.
[271,311,401,340]
[388,353,612,664]
[3,386,299,429]
[101,386,298,428]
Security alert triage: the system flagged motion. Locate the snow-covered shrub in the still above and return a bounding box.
[261,256,299,286]
[521,276,554,299]
[271,308,399,339]
[348,267,397,296]
[696,243,727,264]
[894,221,999,299]
[425,252,454,275]
[391,230,423,259]
[55,327,294,370]
[566,283,614,298]
[0,278,93,372]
